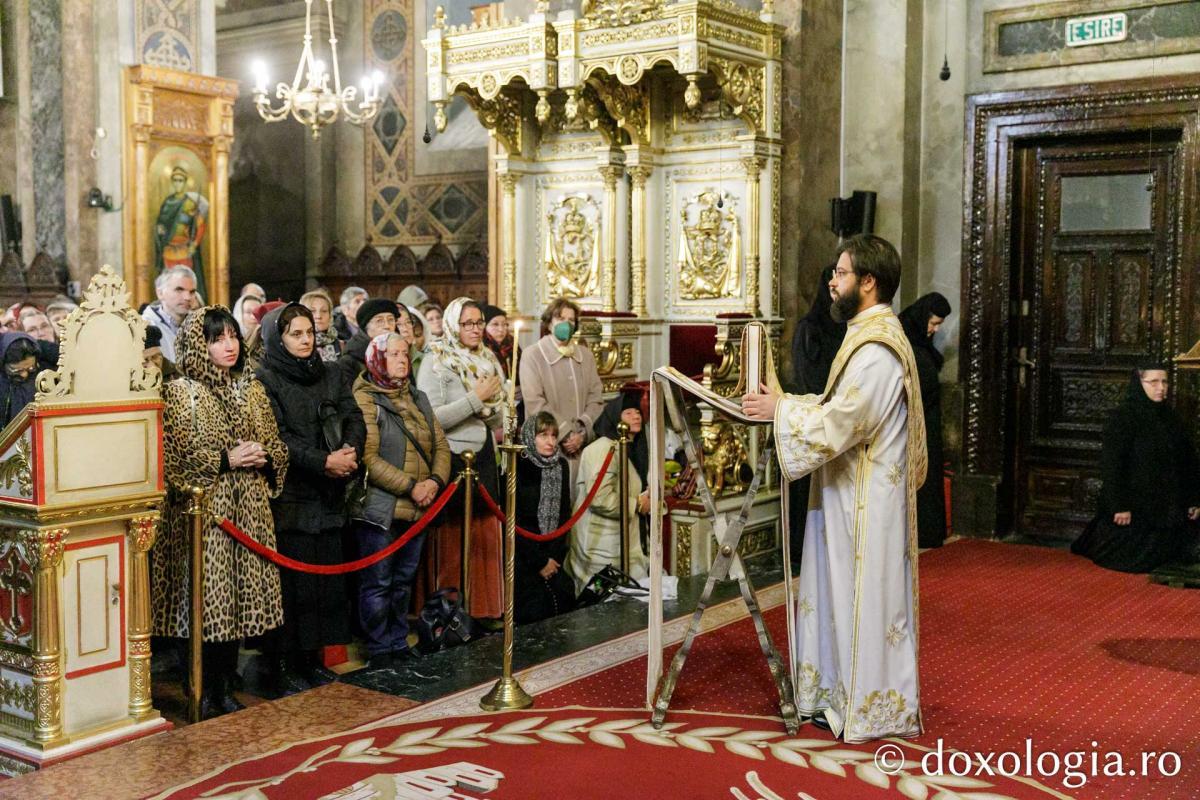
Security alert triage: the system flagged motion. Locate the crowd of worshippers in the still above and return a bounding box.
[60,264,680,720]
[4,261,1198,718]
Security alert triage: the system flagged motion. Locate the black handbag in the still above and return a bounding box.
[575,565,647,607]
[415,588,485,653]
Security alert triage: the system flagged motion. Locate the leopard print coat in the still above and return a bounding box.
[151,307,289,641]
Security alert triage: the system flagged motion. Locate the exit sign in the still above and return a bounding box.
[1066,12,1128,47]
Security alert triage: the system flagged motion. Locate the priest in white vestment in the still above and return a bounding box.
[744,234,927,743]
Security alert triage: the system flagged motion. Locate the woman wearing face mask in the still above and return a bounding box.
[898,292,952,549]
[519,298,604,490]
[514,412,576,624]
[416,297,505,620]
[353,334,450,667]
[152,307,288,719]
[0,333,41,428]
[255,303,365,695]
[564,392,650,595]
[300,289,342,362]
[1071,365,1200,573]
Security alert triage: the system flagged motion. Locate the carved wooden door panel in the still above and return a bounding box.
[1011,141,1176,536]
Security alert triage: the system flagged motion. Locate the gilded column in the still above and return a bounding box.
[742,157,763,316]
[628,166,652,317]
[126,515,159,722]
[213,96,235,306]
[23,528,67,746]
[599,166,623,313]
[499,173,520,312]
[126,86,154,307]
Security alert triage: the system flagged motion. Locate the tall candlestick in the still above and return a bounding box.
[508,321,521,407]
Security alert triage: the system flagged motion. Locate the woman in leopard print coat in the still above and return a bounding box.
[151,306,289,718]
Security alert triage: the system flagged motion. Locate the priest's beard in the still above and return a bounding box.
[829,283,861,323]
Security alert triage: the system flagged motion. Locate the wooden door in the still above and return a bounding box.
[1009,137,1178,537]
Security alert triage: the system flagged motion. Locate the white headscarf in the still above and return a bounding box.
[426,296,505,419]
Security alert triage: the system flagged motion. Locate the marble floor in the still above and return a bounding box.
[0,551,788,799]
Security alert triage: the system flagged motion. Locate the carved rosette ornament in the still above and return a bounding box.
[545,195,602,299]
[677,190,741,300]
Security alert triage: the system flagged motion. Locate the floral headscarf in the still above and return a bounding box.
[425,296,505,419]
[365,332,404,390]
[520,415,565,535]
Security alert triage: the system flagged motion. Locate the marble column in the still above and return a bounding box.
[61,0,99,282]
[774,0,842,376]
[29,0,67,267]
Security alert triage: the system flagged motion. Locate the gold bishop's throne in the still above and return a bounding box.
[0,267,169,774]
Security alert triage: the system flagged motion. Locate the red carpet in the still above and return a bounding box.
[151,541,1199,799]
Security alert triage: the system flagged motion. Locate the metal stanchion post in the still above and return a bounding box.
[460,450,476,606]
[184,486,205,724]
[616,421,631,575]
[480,408,532,711]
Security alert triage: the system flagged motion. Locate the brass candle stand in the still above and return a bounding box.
[480,403,533,711]
[184,485,206,724]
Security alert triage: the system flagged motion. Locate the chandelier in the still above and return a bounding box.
[252,0,384,139]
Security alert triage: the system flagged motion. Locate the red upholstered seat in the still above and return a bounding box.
[669,324,717,379]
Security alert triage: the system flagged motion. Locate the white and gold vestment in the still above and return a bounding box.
[773,304,927,743]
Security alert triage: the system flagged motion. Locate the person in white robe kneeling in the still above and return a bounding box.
[565,393,649,594]
[743,234,927,744]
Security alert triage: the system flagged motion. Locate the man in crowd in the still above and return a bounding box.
[334,287,368,343]
[141,266,198,363]
[20,308,57,343]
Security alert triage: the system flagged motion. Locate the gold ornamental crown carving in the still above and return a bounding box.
[582,0,666,28]
[545,194,603,299]
[36,266,161,402]
[677,190,741,300]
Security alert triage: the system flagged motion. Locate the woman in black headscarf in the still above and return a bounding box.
[514,412,576,624]
[0,333,41,429]
[899,292,952,548]
[1071,366,1200,573]
[786,266,848,555]
[255,303,366,695]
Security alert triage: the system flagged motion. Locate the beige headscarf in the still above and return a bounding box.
[426,296,506,419]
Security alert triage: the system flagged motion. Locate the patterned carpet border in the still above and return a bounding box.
[151,705,1075,800]
[149,584,787,799]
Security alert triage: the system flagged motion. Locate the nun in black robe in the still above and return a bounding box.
[899,292,952,548]
[786,266,847,555]
[1071,366,1200,573]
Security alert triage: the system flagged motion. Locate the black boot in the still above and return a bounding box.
[219,678,246,714]
[199,671,225,720]
[269,655,312,697]
[300,650,339,686]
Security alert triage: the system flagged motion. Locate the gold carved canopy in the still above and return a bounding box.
[423,0,782,154]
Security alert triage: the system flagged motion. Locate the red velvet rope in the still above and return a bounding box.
[476,447,616,541]
[217,479,460,575]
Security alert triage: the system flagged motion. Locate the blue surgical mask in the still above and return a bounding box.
[553,320,574,342]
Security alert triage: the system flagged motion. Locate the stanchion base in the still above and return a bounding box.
[479,676,534,711]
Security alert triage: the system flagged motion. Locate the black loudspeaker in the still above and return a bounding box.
[829,190,877,238]
[0,195,18,253]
